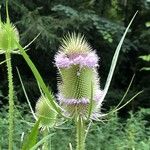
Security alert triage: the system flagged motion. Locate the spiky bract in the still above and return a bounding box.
[35,96,57,128]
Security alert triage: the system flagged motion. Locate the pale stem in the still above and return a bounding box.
[6,52,14,150]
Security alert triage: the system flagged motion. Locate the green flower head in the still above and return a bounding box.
[35,96,57,128]
[0,2,19,54]
[0,22,19,52]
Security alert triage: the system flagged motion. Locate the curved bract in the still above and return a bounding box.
[55,33,103,119]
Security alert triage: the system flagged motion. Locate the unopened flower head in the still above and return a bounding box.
[35,96,57,128]
[0,21,19,53]
[55,33,103,119]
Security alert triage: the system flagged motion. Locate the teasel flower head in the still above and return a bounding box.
[35,95,57,129]
[0,22,19,53]
[55,33,103,119]
[0,6,19,54]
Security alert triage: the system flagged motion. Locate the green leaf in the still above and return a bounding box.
[30,133,54,150]
[22,119,41,150]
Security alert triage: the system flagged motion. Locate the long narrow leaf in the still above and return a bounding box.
[22,119,41,150]
[30,133,54,150]
[98,11,138,107]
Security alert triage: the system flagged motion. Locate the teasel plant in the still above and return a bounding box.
[0,1,42,149]
[0,1,20,149]
[54,24,142,149]
[54,33,103,150]
[10,3,142,149]
[18,11,142,150]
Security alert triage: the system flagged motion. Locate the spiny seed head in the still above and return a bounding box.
[35,96,57,128]
[60,33,92,55]
[0,22,19,51]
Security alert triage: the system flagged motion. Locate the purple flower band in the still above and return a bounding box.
[59,97,89,105]
[57,90,103,106]
[94,90,104,103]
[55,52,99,68]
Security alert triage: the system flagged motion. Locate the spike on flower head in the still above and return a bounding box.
[35,96,57,128]
[60,33,92,55]
[55,33,103,119]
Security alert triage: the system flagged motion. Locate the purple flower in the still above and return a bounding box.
[55,52,99,68]
[85,53,99,67]
[94,90,103,105]
[55,53,71,68]
[73,55,85,66]
[57,94,89,105]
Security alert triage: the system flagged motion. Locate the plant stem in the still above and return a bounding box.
[42,129,49,150]
[5,52,14,150]
[76,116,85,150]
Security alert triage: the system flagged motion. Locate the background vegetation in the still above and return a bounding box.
[0,0,150,149]
[1,105,150,149]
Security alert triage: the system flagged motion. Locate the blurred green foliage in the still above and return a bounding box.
[0,0,150,112]
[0,105,34,149]
[0,105,150,149]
